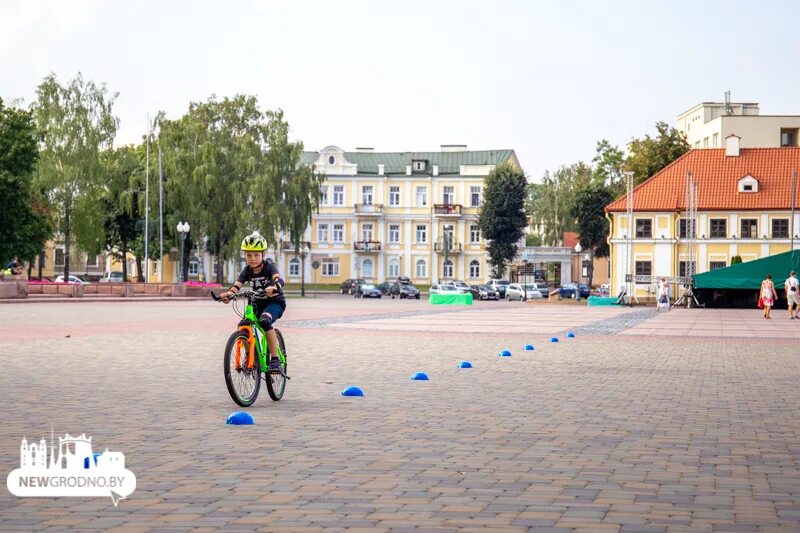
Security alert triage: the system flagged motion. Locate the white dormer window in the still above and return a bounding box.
[412,160,427,172]
[738,175,759,193]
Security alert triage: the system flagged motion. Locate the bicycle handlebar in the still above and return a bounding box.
[210,285,282,302]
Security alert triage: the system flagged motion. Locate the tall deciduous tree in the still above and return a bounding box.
[102,145,145,282]
[33,73,118,280]
[0,98,53,267]
[625,121,690,185]
[478,163,529,278]
[571,184,614,288]
[592,139,625,193]
[529,162,592,246]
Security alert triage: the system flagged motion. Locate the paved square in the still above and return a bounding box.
[2,297,800,532]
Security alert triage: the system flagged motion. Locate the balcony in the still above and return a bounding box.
[280,240,311,251]
[354,203,384,216]
[354,241,382,252]
[434,203,462,217]
[433,239,462,254]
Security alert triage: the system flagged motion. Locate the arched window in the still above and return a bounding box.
[288,257,300,277]
[361,258,374,278]
[415,259,427,278]
[388,259,400,278]
[469,260,480,279]
[442,259,454,278]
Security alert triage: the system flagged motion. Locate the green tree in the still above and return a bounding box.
[592,139,625,193]
[625,121,690,185]
[0,98,53,268]
[478,163,529,278]
[529,162,591,246]
[32,73,118,280]
[571,184,614,288]
[730,255,743,265]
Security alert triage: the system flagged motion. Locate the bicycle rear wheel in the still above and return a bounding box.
[266,329,287,401]
[224,330,260,407]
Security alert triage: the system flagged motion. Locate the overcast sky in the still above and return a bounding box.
[3,0,799,180]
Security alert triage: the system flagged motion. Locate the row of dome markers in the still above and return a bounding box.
[341,332,577,397]
[225,332,578,424]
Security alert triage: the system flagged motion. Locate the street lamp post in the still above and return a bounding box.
[522,259,529,301]
[574,242,582,301]
[300,244,310,297]
[177,221,190,283]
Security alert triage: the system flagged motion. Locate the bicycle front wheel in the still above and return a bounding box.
[266,329,287,401]
[224,330,260,407]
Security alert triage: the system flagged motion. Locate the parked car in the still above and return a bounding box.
[486,279,510,298]
[429,283,460,295]
[340,278,366,295]
[505,283,543,301]
[469,284,498,300]
[55,275,90,285]
[99,271,126,283]
[391,278,421,299]
[559,282,591,299]
[376,281,394,295]
[598,284,611,296]
[451,280,471,293]
[529,282,550,298]
[356,283,382,298]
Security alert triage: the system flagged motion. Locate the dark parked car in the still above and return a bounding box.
[376,281,394,295]
[559,283,591,299]
[486,279,510,298]
[469,284,498,300]
[356,283,382,298]
[340,278,366,295]
[391,277,421,299]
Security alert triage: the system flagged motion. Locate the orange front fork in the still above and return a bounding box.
[236,326,256,369]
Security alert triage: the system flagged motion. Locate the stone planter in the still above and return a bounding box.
[0,280,28,299]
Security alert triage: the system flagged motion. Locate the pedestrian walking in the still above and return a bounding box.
[656,277,670,311]
[785,270,799,319]
[760,274,778,319]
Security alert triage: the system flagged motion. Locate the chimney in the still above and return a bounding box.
[441,144,467,152]
[405,165,412,176]
[432,165,439,176]
[355,147,374,152]
[378,164,384,176]
[725,134,740,157]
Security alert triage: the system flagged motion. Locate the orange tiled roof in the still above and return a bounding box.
[562,232,579,248]
[605,147,800,212]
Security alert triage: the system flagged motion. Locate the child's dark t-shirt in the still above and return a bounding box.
[237,259,286,308]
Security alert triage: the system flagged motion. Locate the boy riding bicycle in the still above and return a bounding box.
[218,232,286,372]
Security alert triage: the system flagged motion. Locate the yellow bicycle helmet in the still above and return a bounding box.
[240,231,267,252]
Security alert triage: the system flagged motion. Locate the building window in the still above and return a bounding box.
[188,258,199,276]
[361,223,373,242]
[469,225,481,243]
[415,224,427,243]
[318,223,329,243]
[635,219,652,238]
[740,219,758,238]
[389,186,400,206]
[781,128,799,147]
[469,260,480,278]
[635,261,652,276]
[332,223,344,243]
[412,160,426,172]
[678,261,696,277]
[415,186,428,207]
[362,185,374,205]
[361,258,373,278]
[388,224,400,243]
[388,259,400,278]
[328,155,336,165]
[709,261,727,270]
[709,218,727,238]
[288,257,300,277]
[320,185,328,206]
[442,259,454,278]
[321,257,339,277]
[713,132,719,147]
[415,259,427,278]
[86,254,99,268]
[772,218,789,238]
[442,186,455,205]
[55,248,65,267]
[333,185,344,206]
[703,137,709,148]
[470,186,482,207]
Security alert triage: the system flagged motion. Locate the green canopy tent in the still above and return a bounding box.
[693,250,800,290]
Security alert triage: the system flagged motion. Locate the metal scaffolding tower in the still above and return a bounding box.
[675,171,702,308]
[622,171,637,304]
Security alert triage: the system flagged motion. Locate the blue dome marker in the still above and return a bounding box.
[226,411,254,425]
[523,344,534,351]
[341,386,365,397]
[566,332,576,338]
[498,349,512,357]
[458,361,473,368]
[549,337,559,343]
[411,372,430,380]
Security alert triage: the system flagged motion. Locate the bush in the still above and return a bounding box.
[730,255,743,265]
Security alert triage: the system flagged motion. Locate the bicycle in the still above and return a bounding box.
[211,288,289,406]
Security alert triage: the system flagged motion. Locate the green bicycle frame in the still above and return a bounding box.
[243,301,286,372]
